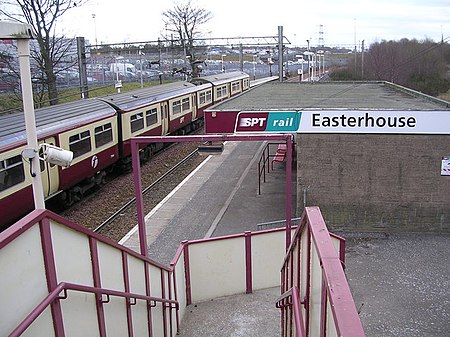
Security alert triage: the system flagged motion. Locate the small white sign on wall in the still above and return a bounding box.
[442,157,450,176]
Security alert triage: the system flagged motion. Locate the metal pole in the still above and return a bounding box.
[239,43,244,72]
[139,46,144,89]
[285,134,293,250]
[17,39,45,210]
[307,39,310,82]
[77,37,89,99]
[278,26,283,82]
[253,55,256,80]
[131,139,148,257]
[361,40,365,79]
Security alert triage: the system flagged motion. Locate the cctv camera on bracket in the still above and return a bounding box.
[40,144,73,168]
[22,144,73,178]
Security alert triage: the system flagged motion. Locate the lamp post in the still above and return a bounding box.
[221,54,226,73]
[115,56,123,93]
[0,21,45,209]
[252,55,257,80]
[139,45,144,88]
[296,55,303,82]
[92,13,98,46]
[306,39,310,82]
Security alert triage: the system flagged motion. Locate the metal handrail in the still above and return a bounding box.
[279,207,366,337]
[276,287,306,337]
[258,142,287,195]
[9,282,179,337]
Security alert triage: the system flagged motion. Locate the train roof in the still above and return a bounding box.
[98,81,211,111]
[207,81,450,111]
[190,71,249,86]
[0,99,116,151]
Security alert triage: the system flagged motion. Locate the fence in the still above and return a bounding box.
[277,207,366,337]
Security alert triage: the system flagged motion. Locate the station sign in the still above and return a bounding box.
[442,157,450,176]
[234,110,450,134]
[235,111,300,132]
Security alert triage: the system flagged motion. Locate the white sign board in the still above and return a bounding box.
[442,157,450,176]
[297,110,450,134]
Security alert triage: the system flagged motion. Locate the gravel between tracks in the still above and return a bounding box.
[60,140,206,242]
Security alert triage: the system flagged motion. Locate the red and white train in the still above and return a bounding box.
[0,72,250,228]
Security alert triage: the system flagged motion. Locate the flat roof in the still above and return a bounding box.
[0,99,116,150]
[208,81,450,111]
[98,81,208,111]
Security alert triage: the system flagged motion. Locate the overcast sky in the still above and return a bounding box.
[58,0,449,47]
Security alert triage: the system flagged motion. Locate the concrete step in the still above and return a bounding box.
[178,287,281,337]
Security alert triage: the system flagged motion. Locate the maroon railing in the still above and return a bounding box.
[258,142,288,195]
[1,209,179,337]
[9,282,179,337]
[278,207,366,337]
[276,286,306,337]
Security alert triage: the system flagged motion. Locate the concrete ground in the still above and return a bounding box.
[177,287,280,337]
[343,232,450,337]
[121,141,450,336]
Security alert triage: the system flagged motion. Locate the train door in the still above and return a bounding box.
[39,137,60,198]
[161,102,169,135]
[192,93,197,120]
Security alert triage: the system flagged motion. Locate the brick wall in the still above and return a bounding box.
[296,134,450,232]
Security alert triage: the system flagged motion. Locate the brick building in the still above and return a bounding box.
[206,81,450,232]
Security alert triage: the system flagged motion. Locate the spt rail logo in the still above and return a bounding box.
[235,111,301,133]
[236,112,269,132]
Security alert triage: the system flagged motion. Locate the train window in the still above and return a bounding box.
[199,92,206,105]
[172,100,181,115]
[69,130,92,158]
[232,82,241,92]
[130,112,144,133]
[206,90,212,102]
[95,123,113,148]
[146,108,158,126]
[182,97,190,111]
[0,155,25,192]
[216,85,228,99]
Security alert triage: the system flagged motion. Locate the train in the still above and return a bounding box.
[0,71,251,228]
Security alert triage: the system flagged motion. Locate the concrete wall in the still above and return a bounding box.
[296,134,450,232]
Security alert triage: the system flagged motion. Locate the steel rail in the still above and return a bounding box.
[94,148,199,233]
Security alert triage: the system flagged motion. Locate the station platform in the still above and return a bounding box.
[120,140,295,336]
[120,140,297,265]
[120,139,450,337]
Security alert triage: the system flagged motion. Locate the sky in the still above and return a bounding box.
[58,0,449,48]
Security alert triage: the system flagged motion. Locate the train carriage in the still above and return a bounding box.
[99,81,212,160]
[0,99,119,225]
[190,71,250,105]
[0,71,251,228]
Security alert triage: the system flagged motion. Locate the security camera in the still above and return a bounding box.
[40,144,73,168]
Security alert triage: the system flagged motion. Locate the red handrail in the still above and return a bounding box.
[9,282,179,337]
[276,287,306,337]
[278,207,366,337]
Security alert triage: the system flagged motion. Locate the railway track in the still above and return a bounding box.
[93,149,199,234]
[60,140,207,242]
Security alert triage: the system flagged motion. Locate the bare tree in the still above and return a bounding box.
[162,0,212,78]
[1,0,87,105]
[363,38,449,95]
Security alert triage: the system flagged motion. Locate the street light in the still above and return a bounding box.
[296,54,304,82]
[115,56,123,93]
[92,13,98,46]
[221,54,226,73]
[0,21,46,209]
[252,55,257,80]
[317,51,325,78]
[139,45,144,88]
[306,39,310,82]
